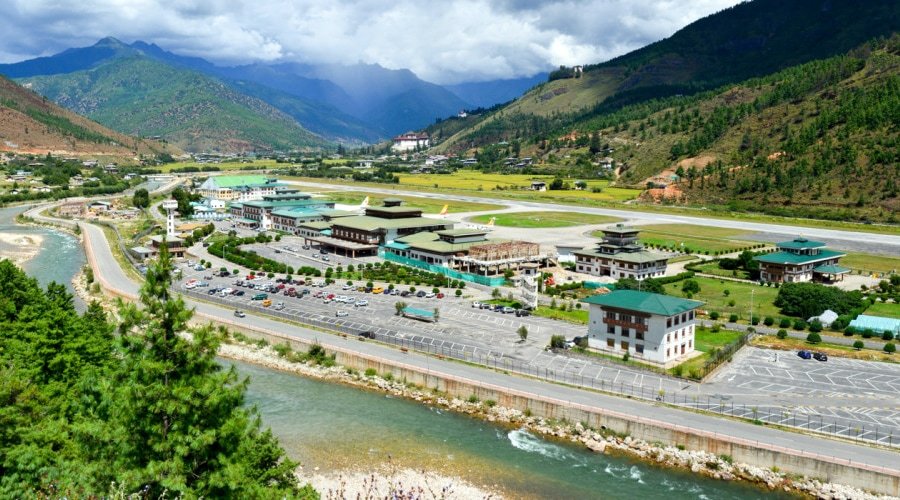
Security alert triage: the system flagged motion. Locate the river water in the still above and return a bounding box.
[3,205,783,499]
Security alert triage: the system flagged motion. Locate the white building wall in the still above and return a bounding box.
[586,304,696,365]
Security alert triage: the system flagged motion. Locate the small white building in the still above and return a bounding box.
[391,132,430,152]
[583,290,702,366]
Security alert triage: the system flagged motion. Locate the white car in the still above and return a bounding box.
[471,301,481,308]
[355,299,368,307]
[218,287,233,297]
[336,310,349,317]
[425,292,436,298]
[342,284,354,290]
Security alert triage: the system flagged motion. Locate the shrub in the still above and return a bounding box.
[882,331,895,341]
[549,335,566,349]
[776,329,787,339]
[853,340,864,350]
[806,332,822,344]
[750,315,760,326]
[792,319,807,331]
[364,368,377,377]
[709,311,720,320]
[467,394,480,404]
[779,318,791,328]
[455,289,462,297]
[862,329,874,339]
[884,343,896,354]
[484,399,497,408]
[808,319,823,333]
[763,316,774,327]
[727,299,736,307]
[729,313,739,323]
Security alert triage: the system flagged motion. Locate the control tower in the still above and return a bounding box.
[162,200,178,238]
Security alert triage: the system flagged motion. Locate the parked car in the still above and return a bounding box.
[480,303,493,310]
[797,350,812,360]
[416,290,427,298]
[342,284,354,290]
[234,290,245,296]
[436,293,445,299]
[515,309,531,317]
[501,306,516,314]
[336,310,349,317]
[372,287,384,294]
[252,293,268,300]
[322,256,330,262]
[194,265,204,271]
[312,253,319,258]
[233,310,245,318]
[424,292,435,298]
[400,290,410,297]
[355,299,369,307]
[274,302,285,310]
[472,301,482,308]
[359,330,375,339]
[812,352,828,362]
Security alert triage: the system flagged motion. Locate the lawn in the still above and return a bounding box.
[313,191,504,214]
[864,302,900,319]
[662,276,781,320]
[533,306,588,324]
[840,252,900,276]
[468,211,621,228]
[608,223,760,254]
[694,261,752,280]
[673,326,745,376]
[157,160,277,173]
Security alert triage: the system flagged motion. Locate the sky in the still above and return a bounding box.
[1,0,743,84]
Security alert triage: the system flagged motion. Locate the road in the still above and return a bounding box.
[283,180,900,251]
[76,220,900,475]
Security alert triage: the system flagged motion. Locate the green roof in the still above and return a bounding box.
[813,264,851,274]
[270,208,319,219]
[754,249,845,265]
[435,228,488,237]
[332,215,450,232]
[582,290,703,316]
[777,237,826,250]
[297,221,331,230]
[242,199,333,209]
[205,175,271,188]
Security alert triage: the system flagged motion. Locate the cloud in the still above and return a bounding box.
[0,0,742,84]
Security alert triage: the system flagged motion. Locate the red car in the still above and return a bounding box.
[276,283,286,290]
[436,293,445,299]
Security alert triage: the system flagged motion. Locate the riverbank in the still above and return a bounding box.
[216,339,889,499]
[0,231,45,267]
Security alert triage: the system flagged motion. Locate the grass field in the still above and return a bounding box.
[694,261,752,280]
[533,306,588,324]
[864,302,900,319]
[663,276,781,320]
[157,160,276,173]
[468,211,621,228]
[840,253,900,275]
[627,224,759,254]
[396,170,642,202]
[674,326,745,375]
[313,191,503,214]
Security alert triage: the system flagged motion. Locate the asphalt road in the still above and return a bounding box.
[77,220,900,473]
[283,180,900,250]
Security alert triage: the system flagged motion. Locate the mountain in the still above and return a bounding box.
[0,73,179,158]
[1,40,329,153]
[436,0,900,152]
[445,73,549,109]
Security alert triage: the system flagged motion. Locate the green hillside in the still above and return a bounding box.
[434,0,899,153]
[19,56,329,152]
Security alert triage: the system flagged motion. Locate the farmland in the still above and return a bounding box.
[469,211,621,228]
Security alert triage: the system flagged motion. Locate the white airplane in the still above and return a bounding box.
[360,196,370,209]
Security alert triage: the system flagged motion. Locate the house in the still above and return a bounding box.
[147,235,186,258]
[87,201,112,213]
[583,290,703,365]
[574,224,668,280]
[229,192,335,230]
[531,181,547,191]
[391,132,430,152]
[754,238,848,283]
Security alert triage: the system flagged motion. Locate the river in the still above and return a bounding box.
[3,205,785,499]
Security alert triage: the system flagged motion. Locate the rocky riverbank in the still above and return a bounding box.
[0,232,44,267]
[217,339,895,500]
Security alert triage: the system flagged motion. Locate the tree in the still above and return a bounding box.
[549,335,566,349]
[777,329,788,339]
[132,188,150,209]
[681,279,700,295]
[492,288,501,299]
[806,332,822,344]
[885,343,896,354]
[853,340,864,350]
[774,282,864,318]
[808,319,823,333]
[517,326,528,342]
[394,301,407,316]
[111,244,309,497]
[433,308,440,322]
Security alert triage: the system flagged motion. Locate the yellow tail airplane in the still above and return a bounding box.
[438,204,448,216]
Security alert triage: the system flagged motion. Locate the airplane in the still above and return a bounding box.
[360,196,370,209]
[485,216,495,230]
[438,204,448,217]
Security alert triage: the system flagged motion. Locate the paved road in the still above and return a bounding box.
[283,180,900,250]
[77,221,900,474]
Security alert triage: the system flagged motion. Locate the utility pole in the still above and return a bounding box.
[750,289,754,330]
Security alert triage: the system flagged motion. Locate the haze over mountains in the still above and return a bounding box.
[0,38,546,152]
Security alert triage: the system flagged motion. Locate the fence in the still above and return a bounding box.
[379,249,507,287]
[184,288,899,449]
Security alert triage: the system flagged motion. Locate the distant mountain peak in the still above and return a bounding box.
[93,36,127,48]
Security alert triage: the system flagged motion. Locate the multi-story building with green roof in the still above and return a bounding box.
[583,290,703,365]
[197,175,281,201]
[754,237,848,283]
[574,224,668,280]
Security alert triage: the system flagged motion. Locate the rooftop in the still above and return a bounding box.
[602,223,639,235]
[754,249,845,265]
[582,290,703,316]
[575,248,666,264]
[435,228,489,238]
[332,215,450,232]
[202,175,272,188]
[777,237,826,250]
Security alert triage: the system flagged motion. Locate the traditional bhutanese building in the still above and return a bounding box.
[754,237,848,283]
[574,224,668,280]
[391,132,430,152]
